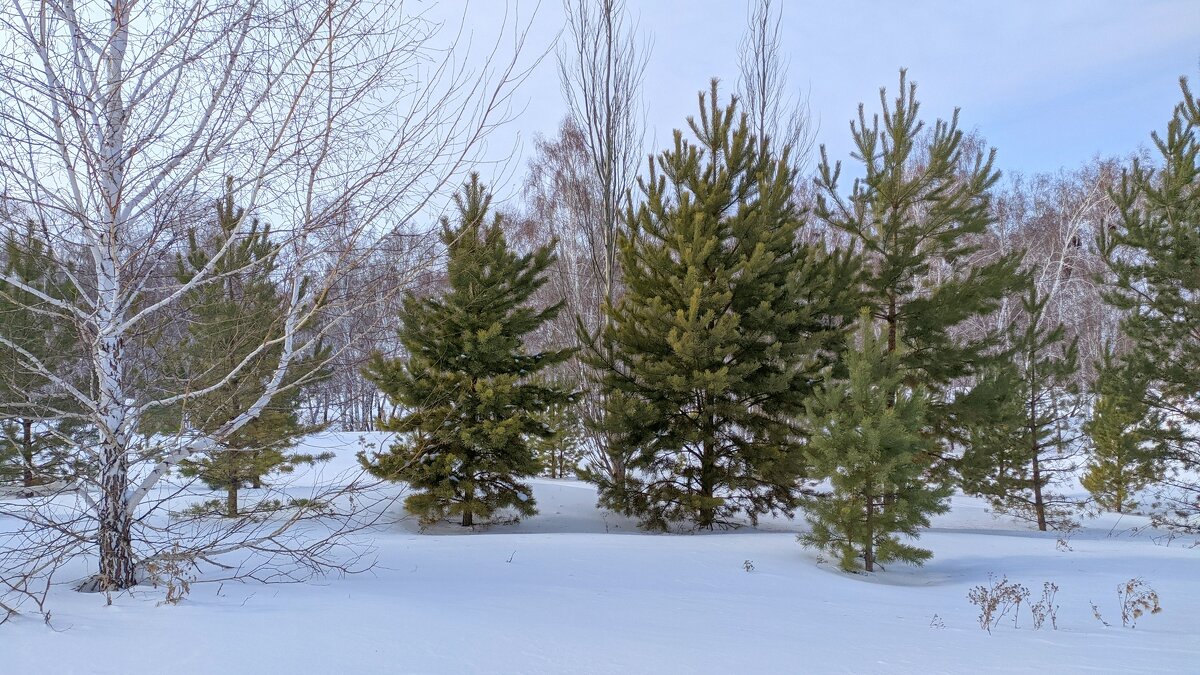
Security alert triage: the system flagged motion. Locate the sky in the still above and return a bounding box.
[425,0,1200,201]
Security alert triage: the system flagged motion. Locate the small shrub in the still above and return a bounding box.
[143,546,194,606]
[1090,601,1111,627]
[1118,578,1162,628]
[1030,582,1060,630]
[968,574,1030,632]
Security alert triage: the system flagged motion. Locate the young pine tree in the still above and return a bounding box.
[533,378,586,479]
[156,181,329,518]
[585,80,858,530]
[1082,352,1162,514]
[814,70,1026,469]
[961,285,1082,530]
[801,311,951,573]
[1099,77,1200,531]
[361,175,574,527]
[0,225,85,488]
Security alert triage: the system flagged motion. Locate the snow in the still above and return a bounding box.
[4,431,1199,674]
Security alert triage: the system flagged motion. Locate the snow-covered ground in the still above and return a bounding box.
[4,431,1198,674]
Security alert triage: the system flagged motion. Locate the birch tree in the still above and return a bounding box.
[737,0,815,173]
[0,0,534,604]
[558,0,647,497]
[979,162,1122,388]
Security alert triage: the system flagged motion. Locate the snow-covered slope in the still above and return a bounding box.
[4,432,1198,674]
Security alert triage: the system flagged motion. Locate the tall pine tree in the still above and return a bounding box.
[361,175,573,527]
[801,310,951,573]
[152,181,329,517]
[1098,77,1200,530]
[585,80,858,530]
[961,285,1082,530]
[813,70,1026,471]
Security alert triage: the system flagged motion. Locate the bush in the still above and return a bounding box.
[968,575,1030,632]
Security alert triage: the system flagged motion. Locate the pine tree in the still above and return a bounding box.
[153,180,329,517]
[961,285,1082,530]
[1082,352,1161,514]
[584,80,858,530]
[533,377,585,479]
[801,311,951,573]
[1099,77,1200,531]
[813,70,1026,468]
[361,175,574,527]
[0,225,84,488]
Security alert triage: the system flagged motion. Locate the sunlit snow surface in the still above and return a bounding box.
[4,432,1198,674]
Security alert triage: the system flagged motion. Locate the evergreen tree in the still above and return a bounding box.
[961,285,1082,530]
[801,311,951,573]
[813,70,1026,468]
[585,80,858,530]
[1099,77,1200,531]
[533,378,585,479]
[361,175,574,527]
[0,225,84,488]
[1082,352,1161,514]
[154,181,329,517]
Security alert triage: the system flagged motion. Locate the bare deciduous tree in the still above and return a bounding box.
[0,0,535,608]
[737,0,815,172]
[559,0,646,308]
[957,158,1126,389]
[557,0,647,492]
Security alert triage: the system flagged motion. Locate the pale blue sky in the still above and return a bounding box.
[427,0,1200,196]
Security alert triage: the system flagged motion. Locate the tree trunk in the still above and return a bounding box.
[881,299,901,514]
[226,482,240,518]
[1031,454,1047,531]
[95,257,137,590]
[886,296,897,355]
[461,508,473,527]
[98,437,136,590]
[698,438,716,529]
[1029,371,1047,531]
[609,447,627,495]
[885,295,899,409]
[20,418,34,488]
[864,493,875,572]
[95,327,138,591]
[92,0,137,593]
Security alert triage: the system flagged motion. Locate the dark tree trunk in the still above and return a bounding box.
[1030,373,1047,532]
[21,418,34,488]
[886,296,897,354]
[99,440,136,590]
[226,482,240,518]
[698,439,716,529]
[1031,454,1047,531]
